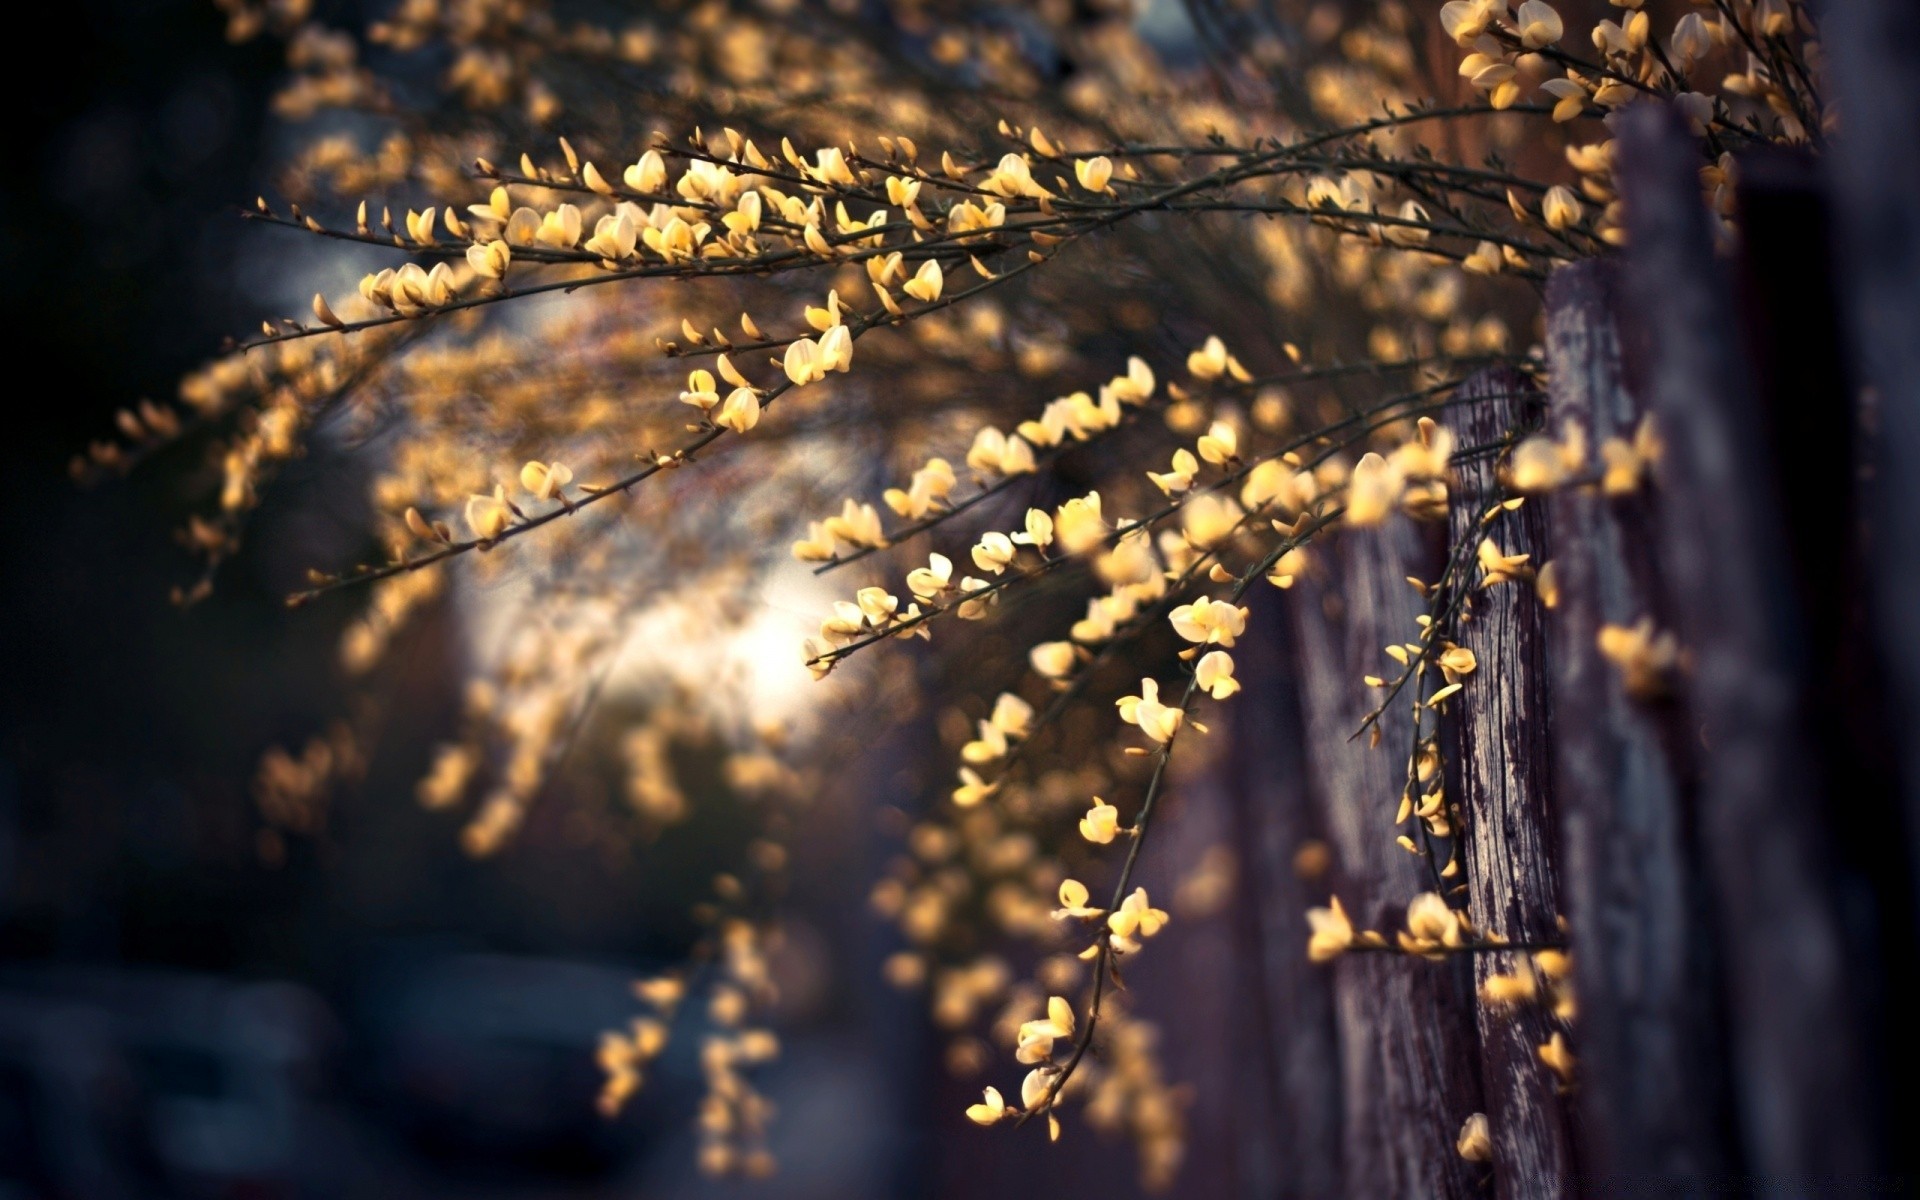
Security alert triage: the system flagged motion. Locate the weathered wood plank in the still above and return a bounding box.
[1613,102,1875,1179]
[1227,598,1341,1198]
[1287,517,1482,1200]
[1444,367,1576,1200]
[1543,259,1732,1189]
[1824,0,1920,932]
[1731,151,1913,1160]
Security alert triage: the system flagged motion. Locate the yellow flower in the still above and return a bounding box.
[1597,617,1680,698]
[965,1086,1009,1125]
[1480,967,1538,1006]
[634,976,686,1013]
[1079,797,1121,844]
[952,767,996,808]
[1015,995,1076,1064]
[1238,459,1294,510]
[715,387,761,433]
[854,587,898,625]
[1106,356,1156,405]
[1117,679,1183,743]
[534,203,583,248]
[623,149,667,193]
[1439,0,1499,46]
[988,692,1033,739]
[783,337,825,386]
[1457,1112,1493,1162]
[884,457,957,520]
[885,176,921,208]
[971,531,1017,574]
[1306,895,1354,962]
[518,460,573,501]
[906,553,954,600]
[1267,546,1309,589]
[801,638,835,680]
[464,487,511,540]
[1390,417,1454,480]
[802,145,852,186]
[819,324,854,372]
[310,291,344,327]
[1030,640,1076,679]
[823,499,886,548]
[1020,1068,1052,1111]
[1186,335,1240,381]
[962,716,1013,765]
[679,368,721,412]
[1671,12,1711,66]
[903,258,944,302]
[1053,878,1105,920]
[1515,0,1563,48]
[1196,420,1238,465]
[1542,185,1584,230]
[1600,414,1661,495]
[1170,596,1249,646]
[1195,650,1240,699]
[1539,78,1588,122]
[466,184,511,225]
[966,427,1037,477]
[583,210,637,260]
[1398,892,1467,955]
[1148,447,1199,496]
[1478,538,1533,586]
[1180,492,1244,548]
[404,206,438,246]
[1107,887,1169,940]
[465,239,512,278]
[981,152,1044,199]
[1438,644,1478,683]
[1345,452,1405,526]
[1509,420,1588,491]
[1011,508,1054,550]
[1074,156,1113,192]
[1053,493,1108,555]
[1538,1032,1576,1084]
[1383,199,1433,247]
[1463,239,1506,273]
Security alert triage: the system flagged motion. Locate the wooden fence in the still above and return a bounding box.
[1226,98,1913,1198]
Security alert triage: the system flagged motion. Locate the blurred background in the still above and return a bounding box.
[0,5,1249,1197]
[0,4,893,1196]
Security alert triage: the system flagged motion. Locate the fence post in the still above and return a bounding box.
[1614,102,1876,1178]
[1543,259,1732,1187]
[1287,519,1482,1199]
[1443,367,1575,1199]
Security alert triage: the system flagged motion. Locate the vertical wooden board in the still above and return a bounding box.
[1287,517,1482,1200]
[1543,259,1732,1188]
[1226,597,1341,1198]
[1444,367,1576,1199]
[1824,0,1920,929]
[1614,104,1877,1178]
[1135,740,1281,1199]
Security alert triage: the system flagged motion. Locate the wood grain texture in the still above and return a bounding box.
[1543,259,1732,1189]
[1444,367,1576,1200]
[1286,517,1483,1200]
[1614,103,1875,1179]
